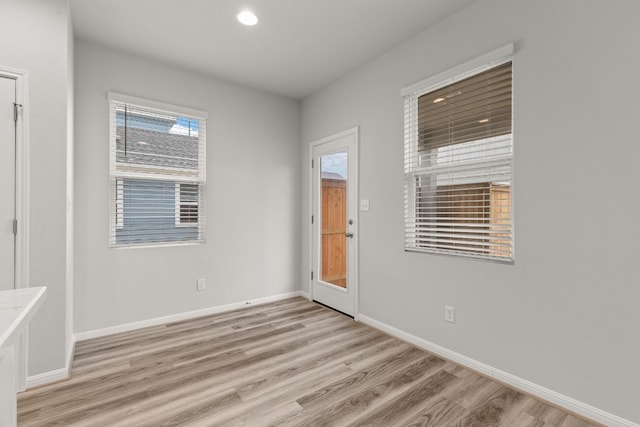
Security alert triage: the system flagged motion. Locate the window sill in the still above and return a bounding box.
[404,247,514,265]
[111,240,205,250]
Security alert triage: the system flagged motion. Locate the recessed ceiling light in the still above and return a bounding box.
[433,97,445,104]
[237,10,258,26]
[478,118,490,123]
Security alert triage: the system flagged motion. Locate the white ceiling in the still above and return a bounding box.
[70,0,477,99]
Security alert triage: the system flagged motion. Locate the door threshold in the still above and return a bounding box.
[312,300,354,319]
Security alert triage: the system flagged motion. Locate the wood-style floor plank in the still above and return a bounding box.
[345,370,460,426]
[17,297,603,426]
[402,396,468,426]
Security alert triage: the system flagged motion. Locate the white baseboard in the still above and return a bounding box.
[358,314,639,427]
[26,367,69,389]
[299,291,310,300]
[74,291,305,342]
[26,332,75,389]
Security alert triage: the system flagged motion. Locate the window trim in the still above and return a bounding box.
[401,43,514,98]
[108,92,208,123]
[402,43,515,263]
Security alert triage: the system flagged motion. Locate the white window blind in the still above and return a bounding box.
[403,48,513,262]
[108,93,207,247]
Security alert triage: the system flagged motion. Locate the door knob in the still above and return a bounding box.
[345,232,354,238]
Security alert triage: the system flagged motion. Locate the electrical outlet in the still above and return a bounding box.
[445,305,455,323]
[197,278,206,291]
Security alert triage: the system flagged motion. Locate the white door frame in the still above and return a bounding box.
[308,127,359,319]
[1,65,30,392]
[0,66,29,291]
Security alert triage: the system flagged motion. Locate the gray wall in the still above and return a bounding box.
[66,4,75,373]
[301,0,640,423]
[74,41,301,333]
[0,0,73,376]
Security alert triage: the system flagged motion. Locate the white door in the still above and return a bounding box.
[0,76,16,291]
[311,128,358,316]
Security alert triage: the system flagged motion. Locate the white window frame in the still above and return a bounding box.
[402,43,515,263]
[108,92,207,248]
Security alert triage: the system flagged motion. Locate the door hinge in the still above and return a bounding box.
[311,159,314,168]
[13,219,17,235]
[311,215,314,224]
[311,271,314,280]
[13,103,23,122]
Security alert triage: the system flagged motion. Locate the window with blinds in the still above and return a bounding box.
[403,46,513,262]
[108,93,207,247]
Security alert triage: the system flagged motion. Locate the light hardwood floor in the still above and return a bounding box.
[18,297,602,426]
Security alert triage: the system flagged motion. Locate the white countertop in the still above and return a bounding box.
[0,287,47,349]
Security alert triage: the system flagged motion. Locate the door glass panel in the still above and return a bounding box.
[320,151,348,288]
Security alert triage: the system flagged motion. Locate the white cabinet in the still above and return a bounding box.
[0,287,47,427]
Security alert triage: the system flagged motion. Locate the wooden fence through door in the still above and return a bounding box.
[321,176,347,288]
